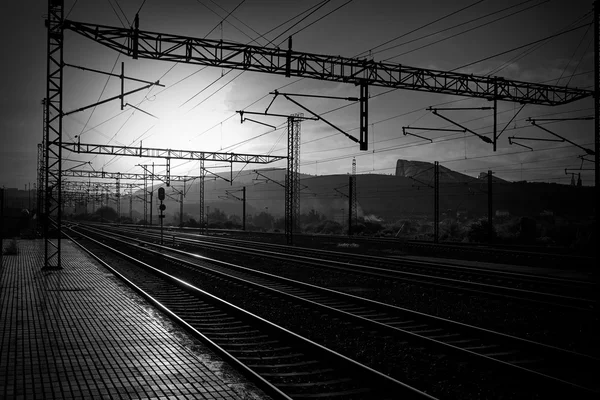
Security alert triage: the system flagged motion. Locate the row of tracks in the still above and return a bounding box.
[66,222,599,398]
[98,223,596,311]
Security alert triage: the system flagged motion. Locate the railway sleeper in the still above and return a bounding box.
[248,360,321,369]
[237,353,305,361]
[227,346,292,354]
[217,340,281,347]
[275,378,352,388]
[260,368,336,377]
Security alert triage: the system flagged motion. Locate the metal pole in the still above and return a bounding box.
[348,175,353,236]
[488,170,493,243]
[493,80,498,152]
[594,0,599,309]
[150,162,154,225]
[160,203,164,245]
[180,192,183,227]
[1,188,4,269]
[242,186,246,231]
[434,161,439,243]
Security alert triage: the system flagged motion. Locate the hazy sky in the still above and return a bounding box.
[0,0,596,190]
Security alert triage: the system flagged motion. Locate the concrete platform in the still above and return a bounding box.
[0,239,269,400]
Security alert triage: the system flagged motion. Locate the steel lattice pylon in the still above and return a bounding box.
[44,0,64,269]
[285,114,301,245]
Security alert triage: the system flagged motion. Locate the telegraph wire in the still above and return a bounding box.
[486,10,593,76]
[382,0,549,61]
[355,0,486,58]
[202,0,247,39]
[451,23,592,72]
[276,0,355,47]
[566,39,593,87]
[113,0,131,26]
[555,22,593,85]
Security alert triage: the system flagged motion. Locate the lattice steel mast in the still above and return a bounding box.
[44,0,64,269]
[285,115,301,245]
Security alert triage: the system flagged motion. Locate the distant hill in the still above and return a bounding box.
[84,163,593,223]
[395,159,508,184]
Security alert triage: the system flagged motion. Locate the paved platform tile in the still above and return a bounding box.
[0,239,269,400]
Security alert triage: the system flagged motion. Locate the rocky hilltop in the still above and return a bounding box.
[395,159,507,184]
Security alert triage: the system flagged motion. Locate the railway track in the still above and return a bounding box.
[70,224,600,398]
[115,223,595,268]
[66,229,432,400]
[85,223,596,311]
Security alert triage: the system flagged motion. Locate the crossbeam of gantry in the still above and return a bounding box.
[60,142,287,163]
[62,19,593,106]
[62,169,197,182]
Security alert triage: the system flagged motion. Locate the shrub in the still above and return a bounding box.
[467,219,496,243]
[3,239,18,255]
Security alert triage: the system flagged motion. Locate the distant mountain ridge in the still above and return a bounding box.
[395,159,507,184]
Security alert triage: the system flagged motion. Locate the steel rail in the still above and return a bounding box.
[66,228,434,400]
[87,223,595,310]
[72,224,600,396]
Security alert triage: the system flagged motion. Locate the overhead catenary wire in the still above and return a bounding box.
[354,0,486,58]
[382,0,549,61]
[485,10,593,76]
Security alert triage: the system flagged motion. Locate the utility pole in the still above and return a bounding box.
[348,176,353,236]
[129,191,133,222]
[488,170,493,243]
[242,186,246,231]
[349,158,357,236]
[1,187,4,269]
[179,192,184,227]
[434,161,439,243]
[150,162,154,225]
[594,1,599,288]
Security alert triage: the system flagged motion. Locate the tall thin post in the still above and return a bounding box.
[1,188,4,269]
[594,1,599,272]
[359,81,369,150]
[150,162,154,225]
[115,178,120,223]
[179,192,184,227]
[143,169,148,225]
[434,161,439,243]
[348,175,353,236]
[493,80,498,152]
[129,191,133,222]
[285,114,301,245]
[44,0,64,269]
[199,159,205,233]
[349,157,357,235]
[242,186,246,231]
[488,170,493,243]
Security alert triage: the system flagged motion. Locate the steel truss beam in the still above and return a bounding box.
[62,19,592,106]
[60,142,286,163]
[62,169,196,182]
